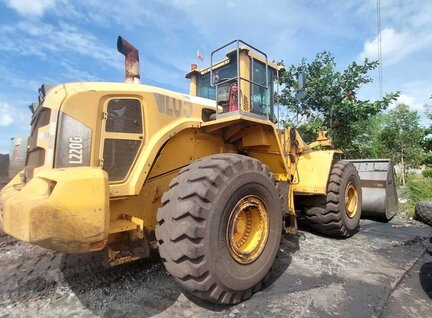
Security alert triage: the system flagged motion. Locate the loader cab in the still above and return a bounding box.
[186,40,284,121]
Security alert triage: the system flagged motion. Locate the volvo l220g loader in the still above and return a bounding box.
[0,37,397,304]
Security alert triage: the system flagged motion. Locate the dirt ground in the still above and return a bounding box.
[0,179,431,317]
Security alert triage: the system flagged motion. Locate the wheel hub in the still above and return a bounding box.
[345,182,359,218]
[227,195,269,264]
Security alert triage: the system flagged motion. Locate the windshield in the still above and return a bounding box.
[251,59,276,117]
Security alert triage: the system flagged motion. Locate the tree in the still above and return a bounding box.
[276,52,399,157]
[422,103,432,166]
[349,114,385,158]
[378,104,424,185]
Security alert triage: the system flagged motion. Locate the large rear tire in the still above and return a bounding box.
[303,160,362,238]
[155,154,285,304]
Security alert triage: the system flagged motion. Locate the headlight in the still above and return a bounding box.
[54,112,92,168]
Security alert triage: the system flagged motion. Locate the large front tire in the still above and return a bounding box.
[303,160,362,238]
[155,154,284,304]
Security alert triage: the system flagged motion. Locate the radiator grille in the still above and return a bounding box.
[103,139,141,181]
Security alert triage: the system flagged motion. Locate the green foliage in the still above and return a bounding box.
[348,114,384,158]
[421,104,432,165]
[422,168,432,178]
[404,175,432,217]
[378,104,424,170]
[422,151,432,166]
[406,176,432,216]
[276,51,399,155]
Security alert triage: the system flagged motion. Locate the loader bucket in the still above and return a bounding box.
[348,159,398,221]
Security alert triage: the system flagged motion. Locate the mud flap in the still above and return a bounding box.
[349,159,398,221]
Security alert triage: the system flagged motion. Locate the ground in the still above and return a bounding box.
[0,177,431,317]
[0,214,431,317]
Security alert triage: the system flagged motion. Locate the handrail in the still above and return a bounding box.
[209,40,269,118]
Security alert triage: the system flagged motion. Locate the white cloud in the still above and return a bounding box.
[5,0,56,17]
[0,21,121,69]
[60,61,102,81]
[390,90,431,125]
[0,65,42,91]
[395,81,432,117]
[0,102,14,127]
[359,28,432,66]
[54,0,157,29]
[391,94,419,110]
[358,1,432,66]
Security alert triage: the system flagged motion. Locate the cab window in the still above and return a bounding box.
[250,59,276,116]
[106,99,142,133]
[197,59,237,100]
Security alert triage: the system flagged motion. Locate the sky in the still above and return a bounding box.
[0,0,431,153]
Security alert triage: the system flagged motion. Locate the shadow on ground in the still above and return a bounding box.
[182,233,300,311]
[64,234,300,316]
[419,261,432,299]
[63,251,181,318]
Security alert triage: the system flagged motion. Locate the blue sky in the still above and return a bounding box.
[0,0,431,153]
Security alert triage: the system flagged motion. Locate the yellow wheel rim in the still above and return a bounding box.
[345,182,359,218]
[227,195,269,264]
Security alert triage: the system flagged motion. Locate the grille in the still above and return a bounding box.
[103,139,141,181]
[24,107,51,180]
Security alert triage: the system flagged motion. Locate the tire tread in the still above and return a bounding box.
[155,154,285,304]
[415,201,432,226]
[303,160,361,238]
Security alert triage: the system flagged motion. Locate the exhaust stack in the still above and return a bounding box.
[117,36,140,84]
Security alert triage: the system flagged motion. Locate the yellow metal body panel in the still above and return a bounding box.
[0,74,340,258]
[189,73,197,96]
[28,85,65,178]
[55,83,214,197]
[109,129,237,231]
[292,150,341,194]
[201,114,289,175]
[0,167,109,253]
[239,50,251,111]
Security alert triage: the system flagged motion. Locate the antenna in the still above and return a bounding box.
[377,0,383,99]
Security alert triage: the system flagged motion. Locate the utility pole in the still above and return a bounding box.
[377,0,383,99]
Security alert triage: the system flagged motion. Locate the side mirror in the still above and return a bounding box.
[295,69,306,101]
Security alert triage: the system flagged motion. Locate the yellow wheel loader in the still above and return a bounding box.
[0,38,397,304]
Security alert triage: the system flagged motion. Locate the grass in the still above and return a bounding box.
[405,175,432,217]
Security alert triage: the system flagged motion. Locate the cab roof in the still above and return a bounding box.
[185,46,284,79]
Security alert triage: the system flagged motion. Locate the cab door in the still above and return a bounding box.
[100,98,144,183]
